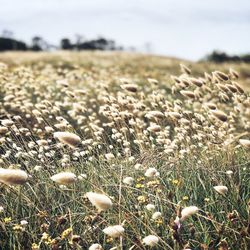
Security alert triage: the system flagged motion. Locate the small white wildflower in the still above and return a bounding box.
[20,220,28,226]
[142,235,159,247]
[123,177,134,185]
[59,185,67,189]
[152,211,162,220]
[226,170,233,175]
[145,167,159,177]
[134,163,142,170]
[34,165,42,171]
[146,204,155,212]
[89,243,103,250]
[105,153,115,160]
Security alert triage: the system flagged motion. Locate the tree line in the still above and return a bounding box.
[0,32,123,52]
[203,51,250,63]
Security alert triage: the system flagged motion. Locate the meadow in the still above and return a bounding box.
[0,51,249,249]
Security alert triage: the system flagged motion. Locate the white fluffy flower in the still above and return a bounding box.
[20,220,28,226]
[89,243,103,250]
[51,172,77,185]
[86,192,113,212]
[146,204,155,212]
[134,163,142,170]
[105,153,115,160]
[226,170,233,175]
[34,165,43,171]
[145,167,159,177]
[152,212,162,220]
[213,185,228,195]
[142,235,159,247]
[181,206,199,221]
[0,168,28,185]
[103,225,124,238]
[123,177,134,185]
[239,139,250,148]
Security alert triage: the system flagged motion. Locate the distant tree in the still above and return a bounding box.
[60,38,73,50]
[30,36,48,51]
[242,54,250,63]
[0,37,27,51]
[206,51,228,63]
[75,34,85,49]
[204,50,250,63]
[74,37,122,51]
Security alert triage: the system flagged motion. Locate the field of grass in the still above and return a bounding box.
[0,51,249,250]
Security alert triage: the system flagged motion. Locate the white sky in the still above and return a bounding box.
[0,0,249,60]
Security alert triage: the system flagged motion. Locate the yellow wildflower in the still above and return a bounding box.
[4,217,11,223]
[135,183,144,188]
[31,243,39,250]
[41,232,52,245]
[137,195,147,204]
[106,237,114,243]
[172,179,181,186]
[136,177,145,182]
[61,227,73,240]
[13,224,23,232]
[146,180,160,188]
[155,218,163,227]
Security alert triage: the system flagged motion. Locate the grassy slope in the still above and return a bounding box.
[0,51,249,249]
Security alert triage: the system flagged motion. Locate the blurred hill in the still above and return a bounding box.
[0,51,249,91]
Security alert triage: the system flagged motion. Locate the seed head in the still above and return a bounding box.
[54,132,81,148]
[0,168,28,185]
[103,225,124,238]
[181,206,199,221]
[239,139,250,148]
[51,172,77,185]
[86,192,113,212]
[214,185,228,195]
[211,110,228,122]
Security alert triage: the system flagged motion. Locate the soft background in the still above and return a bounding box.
[0,0,250,60]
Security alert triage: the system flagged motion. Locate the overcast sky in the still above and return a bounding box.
[0,0,249,60]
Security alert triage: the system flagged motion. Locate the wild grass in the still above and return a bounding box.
[0,52,249,249]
